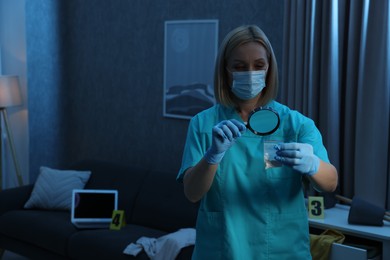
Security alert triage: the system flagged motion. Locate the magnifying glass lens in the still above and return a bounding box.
[247,107,280,136]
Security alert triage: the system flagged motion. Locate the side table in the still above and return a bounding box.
[309,203,390,259]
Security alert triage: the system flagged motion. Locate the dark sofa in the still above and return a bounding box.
[0,160,199,259]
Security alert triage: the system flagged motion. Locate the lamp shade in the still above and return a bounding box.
[0,75,22,108]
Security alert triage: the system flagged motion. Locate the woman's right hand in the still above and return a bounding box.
[204,119,246,164]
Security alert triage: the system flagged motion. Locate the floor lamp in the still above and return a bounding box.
[0,75,23,190]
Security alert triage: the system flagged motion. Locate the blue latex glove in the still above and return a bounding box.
[204,119,246,164]
[274,142,320,176]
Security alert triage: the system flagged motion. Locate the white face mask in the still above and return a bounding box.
[231,70,266,100]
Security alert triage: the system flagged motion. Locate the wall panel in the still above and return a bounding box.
[26,0,285,181]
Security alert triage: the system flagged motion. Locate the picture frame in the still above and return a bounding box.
[163,20,218,119]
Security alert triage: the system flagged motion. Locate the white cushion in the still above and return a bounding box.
[24,166,91,210]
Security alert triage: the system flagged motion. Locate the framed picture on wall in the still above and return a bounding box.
[163,20,218,119]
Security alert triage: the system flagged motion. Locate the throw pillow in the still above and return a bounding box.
[24,166,91,210]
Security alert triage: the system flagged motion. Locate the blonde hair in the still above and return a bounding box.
[214,25,279,107]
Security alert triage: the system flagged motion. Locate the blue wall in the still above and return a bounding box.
[26,0,285,181]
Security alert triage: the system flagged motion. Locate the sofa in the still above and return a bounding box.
[0,160,199,259]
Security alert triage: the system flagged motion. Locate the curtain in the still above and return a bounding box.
[281,0,390,209]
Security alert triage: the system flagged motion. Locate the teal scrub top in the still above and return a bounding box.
[177,100,330,260]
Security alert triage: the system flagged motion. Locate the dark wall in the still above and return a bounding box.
[26,0,285,181]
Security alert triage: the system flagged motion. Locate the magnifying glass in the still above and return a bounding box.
[246,107,280,136]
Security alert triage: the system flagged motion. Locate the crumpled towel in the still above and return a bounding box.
[310,229,345,260]
[123,228,196,260]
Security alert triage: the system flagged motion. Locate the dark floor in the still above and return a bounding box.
[1,251,29,260]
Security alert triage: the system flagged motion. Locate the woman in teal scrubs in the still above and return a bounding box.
[177,25,338,260]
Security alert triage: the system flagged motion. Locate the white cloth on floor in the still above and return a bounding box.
[123,228,196,260]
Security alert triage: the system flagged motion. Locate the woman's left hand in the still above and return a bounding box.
[274,142,320,176]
